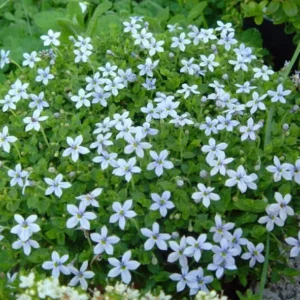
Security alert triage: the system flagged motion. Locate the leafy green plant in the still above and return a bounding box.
[0,1,299,299]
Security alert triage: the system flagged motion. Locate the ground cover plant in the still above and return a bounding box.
[0,1,300,299]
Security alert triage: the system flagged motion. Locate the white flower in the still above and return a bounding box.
[225,165,257,193]
[132,28,153,47]
[192,184,220,208]
[10,214,40,241]
[41,29,61,46]
[0,126,17,153]
[199,116,218,136]
[91,225,120,255]
[266,156,293,182]
[169,266,198,292]
[150,191,175,217]
[228,55,249,72]
[74,36,93,51]
[268,192,294,221]
[29,92,49,111]
[0,94,16,112]
[137,57,159,77]
[142,77,156,90]
[23,109,48,132]
[44,174,71,198]
[188,267,213,295]
[253,65,274,81]
[200,54,219,72]
[285,232,300,257]
[209,215,235,243]
[239,117,261,141]
[12,237,40,256]
[0,49,10,69]
[109,199,137,230]
[7,164,28,187]
[108,250,140,284]
[35,67,54,85]
[123,20,141,34]
[93,151,118,170]
[76,188,102,207]
[208,152,234,176]
[124,132,152,158]
[177,84,200,99]
[218,31,237,51]
[147,150,174,177]
[171,33,191,51]
[42,251,70,278]
[241,242,264,267]
[90,133,113,155]
[62,135,90,162]
[112,157,141,182]
[71,88,91,109]
[9,79,29,102]
[168,236,188,267]
[22,51,41,68]
[74,48,92,63]
[184,234,212,262]
[19,273,35,288]
[258,205,284,231]
[104,77,124,96]
[216,21,234,33]
[66,202,97,230]
[292,159,300,184]
[141,222,171,251]
[267,84,291,104]
[69,261,95,290]
[201,138,228,163]
[235,81,256,94]
[199,28,217,43]
[246,92,267,114]
[145,37,164,56]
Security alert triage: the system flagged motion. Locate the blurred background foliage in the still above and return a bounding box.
[0,0,299,78]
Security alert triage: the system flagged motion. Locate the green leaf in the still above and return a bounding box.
[254,15,264,25]
[282,0,298,17]
[187,2,207,22]
[33,11,65,31]
[86,1,112,36]
[266,2,280,14]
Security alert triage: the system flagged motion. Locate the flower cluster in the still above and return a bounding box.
[0,11,299,298]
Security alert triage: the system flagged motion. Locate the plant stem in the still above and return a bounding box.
[283,39,300,80]
[40,125,50,148]
[10,60,23,72]
[263,105,274,150]
[13,143,22,160]
[10,109,17,117]
[259,233,270,299]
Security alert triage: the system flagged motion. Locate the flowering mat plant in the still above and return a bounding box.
[0,11,300,300]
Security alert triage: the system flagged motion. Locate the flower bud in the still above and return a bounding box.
[176,179,184,187]
[199,170,208,178]
[222,74,229,80]
[0,161,3,168]
[151,255,158,265]
[285,131,290,136]
[69,171,76,178]
[54,112,60,119]
[171,232,179,239]
[282,123,289,131]
[279,156,285,161]
[106,50,114,56]
[188,221,193,232]
[232,196,238,202]
[51,91,56,96]
[54,152,59,157]
[169,52,175,58]
[64,123,69,128]
[254,164,261,171]
[174,213,181,220]
[240,157,245,163]
[201,96,207,103]
[239,150,244,156]
[60,109,64,114]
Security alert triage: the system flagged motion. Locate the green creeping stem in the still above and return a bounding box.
[259,39,300,300]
